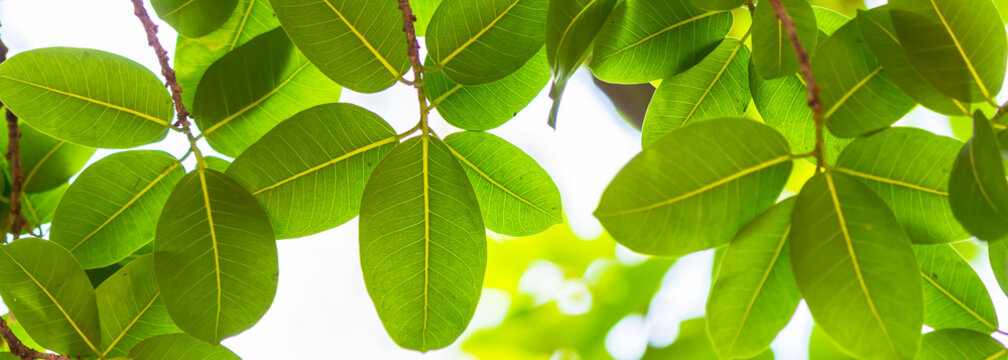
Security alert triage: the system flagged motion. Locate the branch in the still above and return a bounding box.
[0,35,28,240]
[398,0,430,135]
[129,0,190,128]
[0,317,69,360]
[766,0,826,169]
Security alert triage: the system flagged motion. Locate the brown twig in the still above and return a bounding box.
[129,0,190,128]
[0,36,28,240]
[0,315,68,360]
[766,0,825,169]
[398,0,430,135]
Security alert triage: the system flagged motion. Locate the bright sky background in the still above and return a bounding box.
[1,1,1007,359]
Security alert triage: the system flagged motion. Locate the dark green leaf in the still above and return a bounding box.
[359,135,486,351]
[129,333,240,360]
[949,113,1008,240]
[0,48,174,148]
[590,0,732,84]
[151,0,238,38]
[544,0,617,127]
[707,198,800,359]
[18,123,94,194]
[443,131,562,236]
[227,103,398,239]
[752,0,817,79]
[914,244,998,333]
[991,239,1008,298]
[917,329,1006,360]
[155,168,277,344]
[791,171,922,359]
[270,0,409,93]
[426,0,548,85]
[595,118,792,256]
[193,28,342,157]
[51,151,184,269]
[96,255,179,358]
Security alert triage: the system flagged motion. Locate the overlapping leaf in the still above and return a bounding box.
[17,123,94,194]
[949,113,1008,240]
[691,0,745,11]
[409,0,443,36]
[752,0,817,79]
[989,239,1008,298]
[227,103,398,239]
[544,0,617,127]
[22,183,67,229]
[917,329,1006,360]
[129,333,240,360]
[913,244,998,333]
[151,0,238,38]
[96,255,179,358]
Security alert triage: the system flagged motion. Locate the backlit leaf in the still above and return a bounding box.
[917,329,1006,360]
[129,333,240,360]
[18,122,94,194]
[96,255,179,358]
[544,0,617,127]
[151,0,238,38]
[949,112,1008,240]
[751,0,817,79]
[914,244,998,333]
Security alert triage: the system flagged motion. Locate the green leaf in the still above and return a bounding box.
[155,168,278,344]
[0,47,174,148]
[17,122,94,194]
[949,113,1008,240]
[643,318,773,360]
[227,103,398,239]
[857,7,969,116]
[791,171,922,359]
[590,0,732,84]
[270,0,409,93]
[425,49,551,131]
[834,128,969,244]
[642,38,750,146]
[151,0,238,38]
[0,314,44,354]
[889,0,1007,103]
[595,118,792,256]
[426,0,548,85]
[204,156,230,172]
[751,0,817,79]
[51,150,185,269]
[175,0,280,110]
[990,239,1008,298]
[443,131,562,237]
[409,0,442,36]
[809,326,855,360]
[22,183,67,228]
[707,198,801,359]
[359,135,486,351]
[544,0,617,127]
[913,244,998,333]
[814,21,916,138]
[812,6,849,35]
[917,329,1007,360]
[96,255,179,358]
[691,0,745,11]
[129,333,240,360]
[748,64,850,164]
[193,28,342,157]
[0,238,100,355]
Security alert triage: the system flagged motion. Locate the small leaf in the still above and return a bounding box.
[834,128,969,244]
[0,238,100,355]
[595,118,792,256]
[949,112,1008,240]
[129,333,240,360]
[913,244,998,333]
[544,0,617,126]
[814,20,915,138]
[707,198,801,359]
[791,171,922,359]
[204,156,230,172]
[227,103,398,239]
[642,38,750,146]
[425,49,550,131]
[812,6,849,35]
[155,168,278,344]
[426,0,548,85]
[96,255,179,358]
[751,0,817,79]
[409,0,442,36]
[21,183,67,229]
[917,329,1006,360]
[809,326,855,360]
[51,151,185,269]
[443,131,562,236]
[193,28,342,157]
[889,0,1007,102]
[18,122,94,194]
[0,47,174,148]
[359,135,486,351]
[591,0,733,84]
[270,0,409,93]
[151,0,238,38]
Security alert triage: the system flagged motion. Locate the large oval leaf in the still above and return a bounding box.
[642,37,750,146]
[359,135,486,351]
[914,244,998,333]
[270,0,409,93]
[791,171,922,360]
[834,128,968,244]
[707,198,801,359]
[443,131,562,237]
[425,49,550,131]
[590,0,732,84]
[426,0,548,85]
[17,122,94,194]
[155,168,278,344]
[857,7,968,116]
[889,0,1007,102]
[595,118,792,256]
[917,329,1006,360]
[814,21,915,138]
[96,255,179,358]
[51,151,184,269]
[0,238,100,356]
[129,333,240,360]
[227,103,398,239]
[151,0,238,38]
[193,28,341,157]
[949,113,1008,240]
[0,47,173,148]
[751,0,817,80]
[175,0,280,109]
[544,0,617,126]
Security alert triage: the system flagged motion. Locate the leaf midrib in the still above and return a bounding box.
[832,166,947,196]
[927,0,994,100]
[967,134,1008,222]
[101,292,161,357]
[551,0,597,70]
[23,141,67,190]
[0,75,170,127]
[319,0,400,77]
[229,0,259,50]
[201,61,313,137]
[681,39,745,127]
[607,11,725,58]
[197,168,223,341]
[919,270,996,331]
[420,135,432,351]
[723,226,791,355]
[250,136,398,196]
[437,0,523,67]
[823,67,883,119]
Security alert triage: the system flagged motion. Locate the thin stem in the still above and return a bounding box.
[766,0,825,170]
[398,0,431,136]
[0,34,27,241]
[397,123,423,140]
